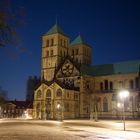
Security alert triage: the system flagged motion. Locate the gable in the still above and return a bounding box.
[56,59,80,78]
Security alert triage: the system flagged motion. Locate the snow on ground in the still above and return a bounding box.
[0,119,140,140]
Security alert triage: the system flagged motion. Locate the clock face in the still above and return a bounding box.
[61,62,74,76]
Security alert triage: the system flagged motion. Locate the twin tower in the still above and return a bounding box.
[41,24,92,81]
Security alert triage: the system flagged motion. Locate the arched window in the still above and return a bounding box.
[51,50,53,56]
[46,89,51,98]
[135,77,139,89]
[46,51,49,57]
[46,40,49,47]
[56,89,62,97]
[36,103,40,110]
[104,80,108,90]
[51,39,54,46]
[37,90,42,98]
[130,80,134,89]
[110,81,113,90]
[103,97,108,112]
[135,96,138,111]
[100,82,103,91]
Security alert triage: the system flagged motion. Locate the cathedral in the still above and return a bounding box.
[33,24,140,120]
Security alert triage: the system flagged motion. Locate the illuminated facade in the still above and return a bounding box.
[33,24,140,120]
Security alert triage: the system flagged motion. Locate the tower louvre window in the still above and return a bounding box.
[46,40,49,47]
[51,39,54,46]
[51,50,53,56]
[46,51,49,57]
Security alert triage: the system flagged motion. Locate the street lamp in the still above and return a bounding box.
[119,90,129,131]
[117,102,123,121]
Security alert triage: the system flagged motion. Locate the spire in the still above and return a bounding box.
[70,34,88,46]
[45,23,66,36]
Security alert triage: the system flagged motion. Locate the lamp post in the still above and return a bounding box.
[119,90,129,131]
[117,102,123,121]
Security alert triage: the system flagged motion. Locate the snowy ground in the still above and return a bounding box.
[0,119,140,140]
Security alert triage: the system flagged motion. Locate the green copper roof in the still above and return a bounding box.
[45,24,66,36]
[80,60,140,76]
[80,64,114,76]
[70,35,88,46]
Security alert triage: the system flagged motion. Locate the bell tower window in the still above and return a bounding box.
[46,40,49,47]
[51,39,54,46]
[51,50,53,56]
[46,51,49,57]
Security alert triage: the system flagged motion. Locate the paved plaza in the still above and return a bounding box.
[0,119,140,140]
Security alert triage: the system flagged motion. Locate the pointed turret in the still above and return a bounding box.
[69,34,92,65]
[45,24,66,36]
[70,35,88,46]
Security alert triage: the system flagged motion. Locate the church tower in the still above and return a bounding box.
[69,35,92,65]
[41,24,69,81]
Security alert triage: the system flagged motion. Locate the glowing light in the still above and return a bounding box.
[57,104,60,109]
[24,110,32,119]
[119,90,129,99]
[117,103,122,108]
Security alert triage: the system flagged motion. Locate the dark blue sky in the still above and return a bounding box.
[0,0,140,100]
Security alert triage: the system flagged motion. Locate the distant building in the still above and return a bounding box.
[1,100,33,118]
[26,76,40,102]
[33,23,140,120]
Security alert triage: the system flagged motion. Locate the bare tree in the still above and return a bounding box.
[0,87,8,106]
[0,0,28,57]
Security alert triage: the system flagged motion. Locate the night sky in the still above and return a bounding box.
[0,0,140,100]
